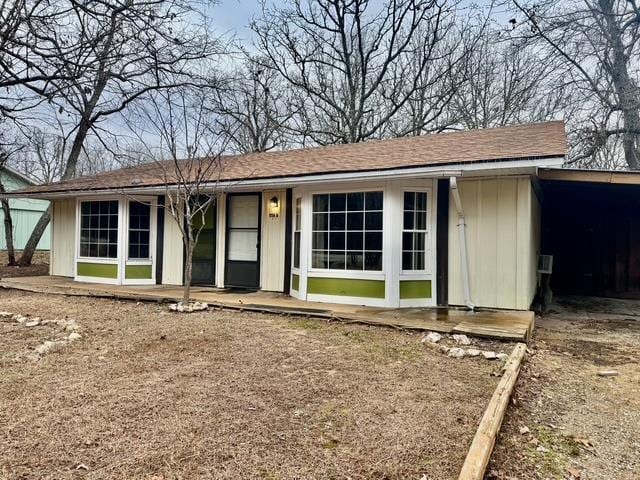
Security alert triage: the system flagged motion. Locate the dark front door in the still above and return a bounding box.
[191,198,216,285]
[225,193,261,289]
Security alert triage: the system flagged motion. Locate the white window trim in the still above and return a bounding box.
[290,195,303,295]
[290,179,438,307]
[74,195,158,285]
[122,196,157,286]
[75,197,121,263]
[400,187,433,276]
[307,188,385,275]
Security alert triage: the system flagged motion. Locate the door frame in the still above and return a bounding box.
[224,192,262,289]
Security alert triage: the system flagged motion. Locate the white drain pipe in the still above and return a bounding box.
[450,177,475,310]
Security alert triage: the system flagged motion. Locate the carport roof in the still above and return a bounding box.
[539,167,640,185]
[11,121,567,197]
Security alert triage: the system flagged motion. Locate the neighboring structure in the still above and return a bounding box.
[7,122,574,310]
[0,166,50,250]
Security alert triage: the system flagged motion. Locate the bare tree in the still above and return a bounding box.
[6,0,226,266]
[511,0,640,169]
[251,0,465,145]
[0,1,97,118]
[385,9,490,136]
[212,60,294,153]
[125,87,227,304]
[452,28,568,129]
[0,128,24,265]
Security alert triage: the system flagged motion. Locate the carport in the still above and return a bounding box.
[539,168,640,299]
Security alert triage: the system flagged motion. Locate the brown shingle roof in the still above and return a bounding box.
[17,121,566,195]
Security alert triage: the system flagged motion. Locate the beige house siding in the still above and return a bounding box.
[50,199,76,277]
[260,190,286,292]
[161,204,184,285]
[448,176,539,310]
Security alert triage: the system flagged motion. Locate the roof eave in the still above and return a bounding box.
[4,156,566,200]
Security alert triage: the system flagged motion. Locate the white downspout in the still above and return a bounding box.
[450,177,475,310]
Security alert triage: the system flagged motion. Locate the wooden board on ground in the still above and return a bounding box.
[458,343,528,480]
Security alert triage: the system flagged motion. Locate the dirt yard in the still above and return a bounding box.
[0,250,49,278]
[488,297,640,480]
[0,289,502,480]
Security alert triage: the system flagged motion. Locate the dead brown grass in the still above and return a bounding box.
[0,290,499,480]
[0,250,49,278]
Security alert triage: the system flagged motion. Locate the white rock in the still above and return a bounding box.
[496,353,508,361]
[482,351,498,360]
[63,320,79,331]
[519,426,531,435]
[169,301,208,313]
[67,332,82,341]
[466,348,481,357]
[35,340,66,355]
[13,314,28,323]
[421,332,442,344]
[536,445,548,453]
[0,311,13,318]
[452,334,472,345]
[597,370,619,377]
[448,347,466,358]
[25,319,41,327]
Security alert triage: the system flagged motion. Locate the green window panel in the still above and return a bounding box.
[291,273,300,291]
[76,262,118,279]
[125,264,153,279]
[307,277,385,299]
[399,280,432,299]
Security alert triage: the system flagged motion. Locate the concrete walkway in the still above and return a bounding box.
[0,276,535,341]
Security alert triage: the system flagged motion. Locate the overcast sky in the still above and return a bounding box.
[207,0,512,45]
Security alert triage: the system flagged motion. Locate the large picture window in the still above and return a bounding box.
[80,200,118,258]
[312,191,383,271]
[402,191,428,270]
[128,201,151,259]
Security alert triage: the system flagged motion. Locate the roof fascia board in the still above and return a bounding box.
[7,156,565,199]
[539,167,640,185]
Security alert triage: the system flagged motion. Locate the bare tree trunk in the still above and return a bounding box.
[183,241,193,304]
[0,179,16,265]
[18,119,91,266]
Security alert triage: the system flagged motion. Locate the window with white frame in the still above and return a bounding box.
[402,191,428,270]
[128,201,151,259]
[79,200,119,258]
[312,191,383,271]
[293,197,301,269]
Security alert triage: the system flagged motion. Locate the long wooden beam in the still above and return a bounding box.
[539,168,640,185]
[458,342,527,480]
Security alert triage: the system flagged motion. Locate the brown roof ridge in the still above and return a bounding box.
[72,120,569,179]
[210,119,567,162]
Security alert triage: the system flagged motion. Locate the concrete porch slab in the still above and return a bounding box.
[0,276,535,342]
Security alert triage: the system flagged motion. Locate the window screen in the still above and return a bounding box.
[128,201,151,259]
[79,200,119,258]
[293,197,301,269]
[402,191,428,270]
[311,191,383,271]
